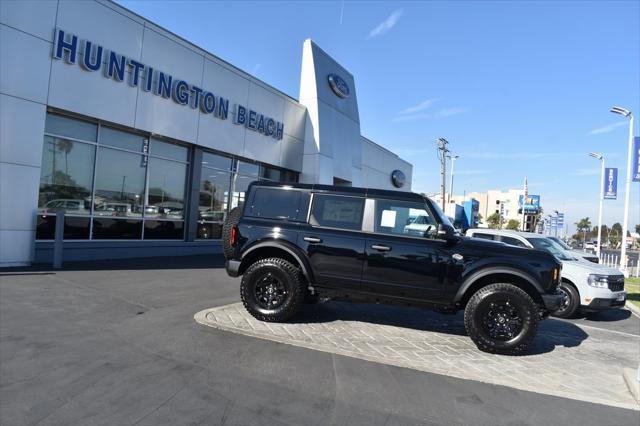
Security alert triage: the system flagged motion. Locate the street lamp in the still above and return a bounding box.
[446,154,459,204]
[610,105,634,273]
[589,152,604,256]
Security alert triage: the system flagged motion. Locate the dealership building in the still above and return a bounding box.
[0,0,413,267]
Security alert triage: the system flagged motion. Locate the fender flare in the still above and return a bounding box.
[454,267,543,303]
[240,240,315,284]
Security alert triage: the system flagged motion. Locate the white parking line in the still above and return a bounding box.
[566,322,640,338]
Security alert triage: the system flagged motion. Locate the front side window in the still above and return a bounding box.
[472,233,495,241]
[310,195,364,231]
[500,236,528,247]
[374,199,437,238]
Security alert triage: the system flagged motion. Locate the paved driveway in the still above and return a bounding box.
[196,301,639,410]
[1,255,639,426]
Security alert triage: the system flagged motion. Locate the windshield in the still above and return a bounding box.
[527,237,576,261]
[425,197,454,228]
[549,237,571,250]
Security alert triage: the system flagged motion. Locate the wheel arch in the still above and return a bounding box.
[239,241,314,284]
[456,268,544,308]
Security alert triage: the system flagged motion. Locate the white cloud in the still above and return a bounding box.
[435,107,468,117]
[398,98,440,115]
[251,63,261,74]
[588,121,626,135]
[367,9,403,39]
[392,113,431,123]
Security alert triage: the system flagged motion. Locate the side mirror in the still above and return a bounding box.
[437,223,457,241]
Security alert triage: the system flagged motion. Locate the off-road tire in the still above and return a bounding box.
[464,283,539,355]
[240,258,305,322]
[553,282,580,319]
[221,207,242,259]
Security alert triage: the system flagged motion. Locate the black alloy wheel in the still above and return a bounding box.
[464,283,539,355]
[254,272,288,309]
[240,257,305,322]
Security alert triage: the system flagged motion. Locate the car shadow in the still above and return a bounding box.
[290,301,588,356]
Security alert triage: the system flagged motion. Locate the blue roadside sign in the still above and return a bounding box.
[603,167,618,199]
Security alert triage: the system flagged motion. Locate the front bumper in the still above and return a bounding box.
[582,292,627,311]
[226,260,241,277]
[541,293,565,313]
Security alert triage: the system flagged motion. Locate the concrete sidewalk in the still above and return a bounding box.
[1,255,639,426]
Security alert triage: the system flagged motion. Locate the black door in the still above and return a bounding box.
[361,199,447,301]
[300,194,366,291]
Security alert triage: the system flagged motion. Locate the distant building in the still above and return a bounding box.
[448,189,542,231]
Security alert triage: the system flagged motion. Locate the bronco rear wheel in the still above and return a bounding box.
[240,258,305,322]
[464,283,539,355]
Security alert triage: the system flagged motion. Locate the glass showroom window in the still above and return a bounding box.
[37,115,97,239]
[198,152,233,239]
[36,113,189,240]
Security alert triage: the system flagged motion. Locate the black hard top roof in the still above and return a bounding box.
[249,181,426,202]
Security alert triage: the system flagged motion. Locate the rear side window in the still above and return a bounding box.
[249,188,302,220]
[310,195,364,231]
[473,232,495,240]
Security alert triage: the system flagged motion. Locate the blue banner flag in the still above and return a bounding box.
[603,167,618,199]
[633,137,640,182]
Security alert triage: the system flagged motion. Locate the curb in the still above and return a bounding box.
[625,302,640,318]
[623,368,640,404]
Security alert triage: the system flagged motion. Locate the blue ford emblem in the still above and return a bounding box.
[328,74,350,99]
[391,170,406,188]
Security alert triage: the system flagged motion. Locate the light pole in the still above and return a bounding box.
[437,138,449,210]
[589,152,604,256]
[446,154,459,204]
[611,106,634,273]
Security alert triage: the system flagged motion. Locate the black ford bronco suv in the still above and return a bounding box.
[223,182,563,354]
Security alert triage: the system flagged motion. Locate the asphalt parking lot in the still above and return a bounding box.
[1,255,639,426]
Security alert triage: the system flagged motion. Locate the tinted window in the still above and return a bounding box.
[45,114,97,141]
[473,233,495,240]
[500,236,528,247]
[374,199,437,238]
[250,188,302,220]
[310,195,364,230]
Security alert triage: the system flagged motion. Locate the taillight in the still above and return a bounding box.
[230,227,237,246]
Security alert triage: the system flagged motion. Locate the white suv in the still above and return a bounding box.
[466,229,626,318]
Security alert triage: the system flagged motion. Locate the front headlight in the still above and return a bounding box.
[587,274,609,289]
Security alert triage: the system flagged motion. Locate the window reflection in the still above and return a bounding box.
[198,168,231,239]
[38,136,94,215]
[94,147,145,217]
[146,157,187,219]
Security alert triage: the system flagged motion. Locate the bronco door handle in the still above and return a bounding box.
[304,236,322,243]
[371,244,391,252]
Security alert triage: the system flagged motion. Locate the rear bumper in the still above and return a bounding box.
[541,293,565,313]
[226,260,241,277]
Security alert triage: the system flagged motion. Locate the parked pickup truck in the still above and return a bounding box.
[223,182,563,355]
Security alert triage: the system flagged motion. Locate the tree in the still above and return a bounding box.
[57,139,74,175]
[610,222,623,247]
[575,217,591,242]
[487,213,501,229]
[636,224,640,234]
[506,219,520,230]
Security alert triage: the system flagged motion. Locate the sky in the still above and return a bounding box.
[116,0,640,234]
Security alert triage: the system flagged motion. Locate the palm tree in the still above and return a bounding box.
[57,139,74,175]
[575,217,591,242]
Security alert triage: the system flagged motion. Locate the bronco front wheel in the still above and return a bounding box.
[464,283,539,355]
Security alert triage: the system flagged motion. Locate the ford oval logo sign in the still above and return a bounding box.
[328,74,350,99]
[391,170,406,188]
